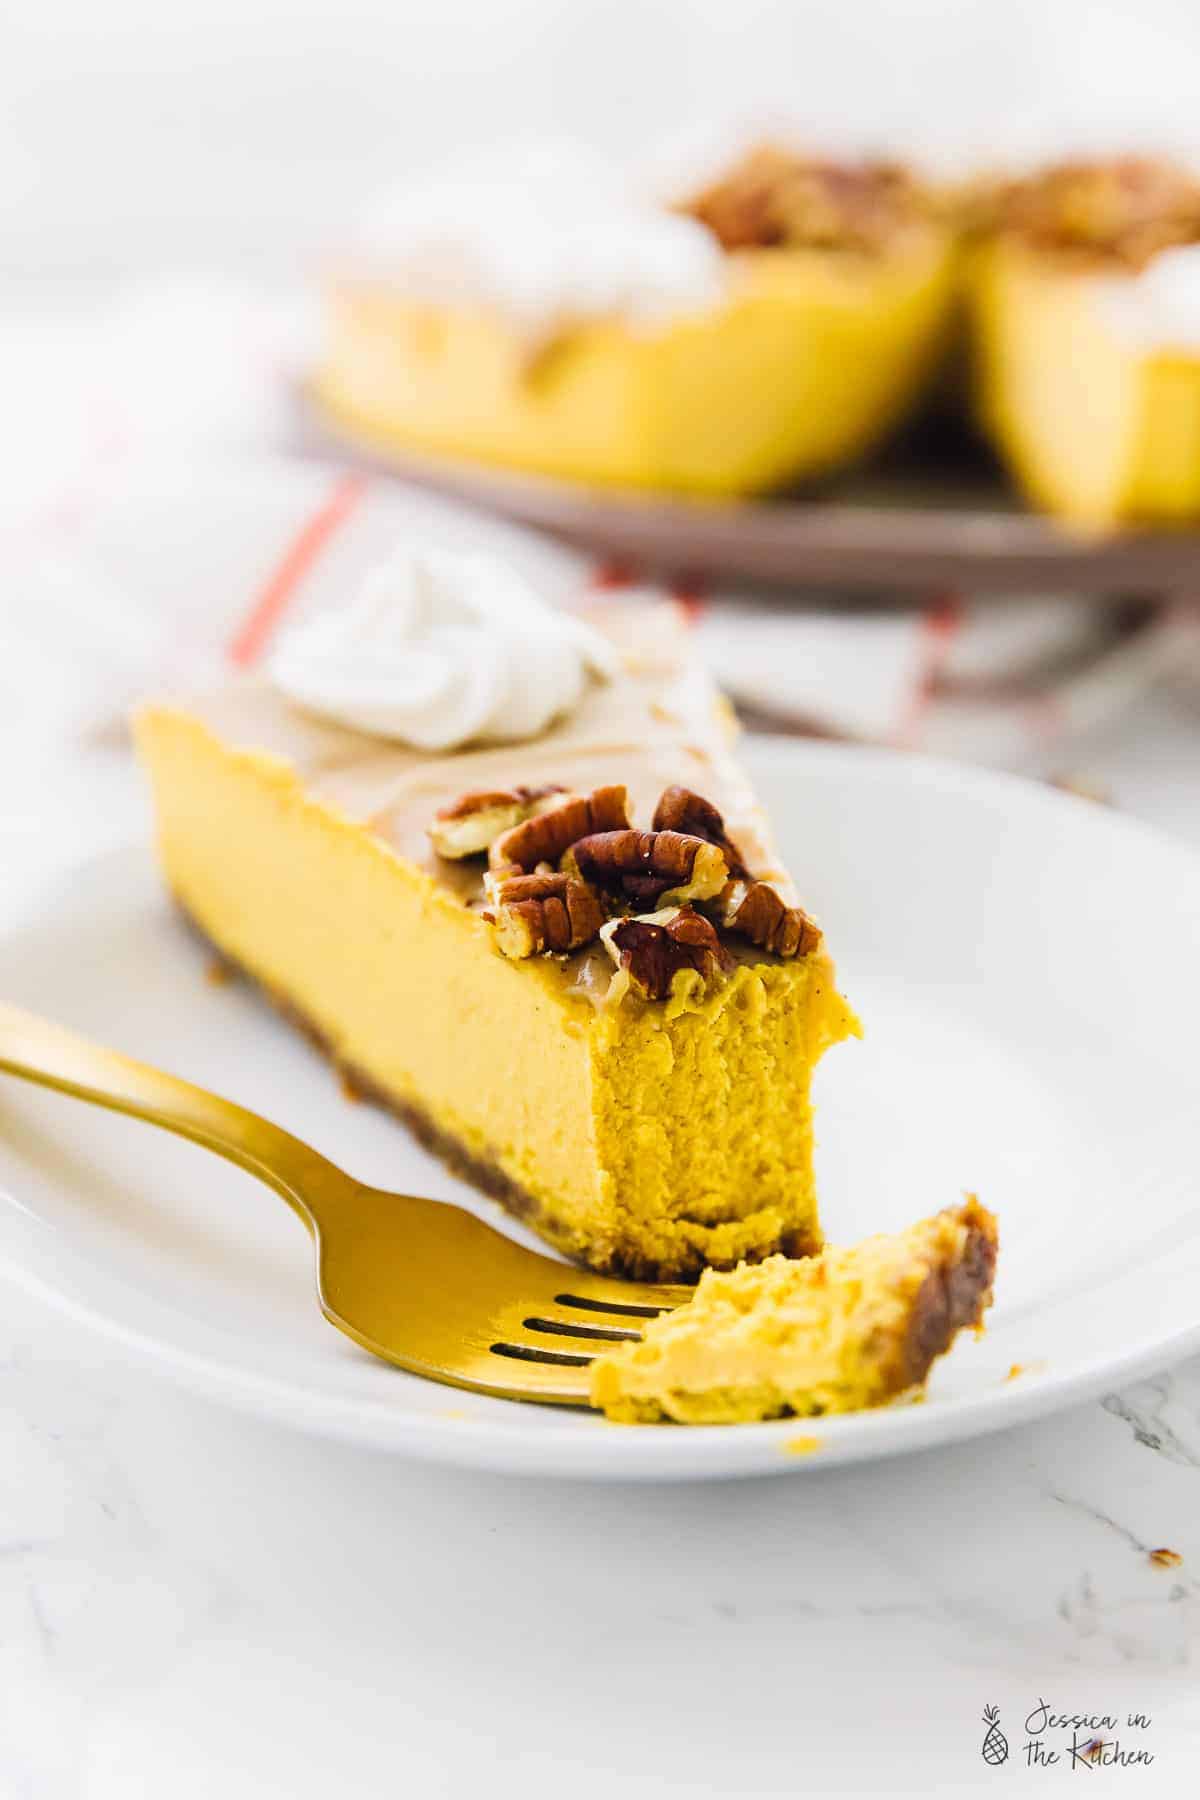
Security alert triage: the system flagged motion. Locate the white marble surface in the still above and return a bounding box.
[4,686,1200,1796]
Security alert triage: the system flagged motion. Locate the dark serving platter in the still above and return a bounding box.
[294,391,1200,600]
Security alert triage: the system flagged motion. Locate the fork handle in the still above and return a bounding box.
[0,999,344,1231]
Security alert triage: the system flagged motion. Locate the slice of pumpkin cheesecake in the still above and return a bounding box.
[133,550,859,1280]
[590,1198,998,1423]
[965,156,1200,526]
[317,141,956,497]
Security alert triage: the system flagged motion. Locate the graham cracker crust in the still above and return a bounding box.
[178,897,802,1282]
[901,1203,999,1389]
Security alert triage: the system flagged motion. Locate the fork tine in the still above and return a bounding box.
[540,1274,692,1314]
[550,1290,684,1322]
[477,1361,595,1406]
[323,1303,599,1406]
[519,1313,643,1344]
[450,1342,598,1407]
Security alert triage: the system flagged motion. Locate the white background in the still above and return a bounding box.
[8,0,1200,291]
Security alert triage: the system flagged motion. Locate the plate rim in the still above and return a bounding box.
[3,739,1200,1479]
[5,1239,1200,1480]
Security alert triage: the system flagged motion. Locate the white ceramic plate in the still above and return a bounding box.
[2,742,1198,1479]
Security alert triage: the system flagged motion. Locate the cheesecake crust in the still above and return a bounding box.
[899,1202,999,1389]
[178,899,820,1282]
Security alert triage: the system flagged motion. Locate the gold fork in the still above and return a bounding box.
[0,1001,687,1407]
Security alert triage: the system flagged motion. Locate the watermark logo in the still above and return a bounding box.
[1022,1700,1155,1771]
[976,1699,1158,1771]
[981,1705,1009,1767]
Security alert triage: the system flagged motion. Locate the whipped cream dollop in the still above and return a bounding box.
[269,547,617,751]
[346,140,725,332]
[1095,243,1200,348]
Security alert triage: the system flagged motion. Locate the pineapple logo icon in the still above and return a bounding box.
[980,1705,1009,1766]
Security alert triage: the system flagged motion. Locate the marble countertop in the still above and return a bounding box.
[4,687,1200,1796]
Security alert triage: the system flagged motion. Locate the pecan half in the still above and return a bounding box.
[485,873,605,959]
[489,784,629,876]
[718,879,822,958]
[565,829,729,909]
[428,785,565,860]
[601,906,732,1001]
[652,785,748,879]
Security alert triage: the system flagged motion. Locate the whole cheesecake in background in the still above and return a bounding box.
[133,550,859,1281]
[965,156,1200,526]
[315,140,956,497]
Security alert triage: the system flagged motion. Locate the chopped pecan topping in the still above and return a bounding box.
[489,784,629,876]
[485,873,605,960]
[441,768,821,993]
[652,785,748,879]
[565,829,729,909]
[681,146,934,255]
[428,784,565,860]
[718,879,822,958]
[601,906,732,1000]
[965,155,1200,269]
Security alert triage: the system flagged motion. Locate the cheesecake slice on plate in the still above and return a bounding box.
[134,553,859,1281]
